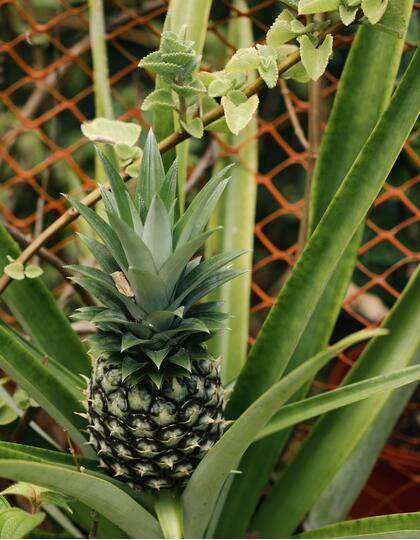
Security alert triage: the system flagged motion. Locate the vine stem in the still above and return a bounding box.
[155,491,184,539]
[0,19,346,295]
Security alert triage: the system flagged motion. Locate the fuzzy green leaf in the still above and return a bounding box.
[222,94,259,135]
[226,47,260,73]
[362,0,389,23]
[81,118,141,147]
[3,262,25,281]
[298,34,333,81]
[142,88,174,111]
[298,0,340,14]
[0,508,44,539]
[266,10,300,47]
[180,117,204,139]
[339,4,359,25]
[24,265,43,279]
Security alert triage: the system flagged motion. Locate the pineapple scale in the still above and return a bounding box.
[88,356,224,490]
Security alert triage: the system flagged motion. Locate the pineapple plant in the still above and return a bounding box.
[68,131,244,491]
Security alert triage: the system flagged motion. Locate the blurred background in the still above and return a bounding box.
[0,0,419,520]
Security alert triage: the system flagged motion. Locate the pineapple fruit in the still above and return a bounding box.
[69,132,244,491]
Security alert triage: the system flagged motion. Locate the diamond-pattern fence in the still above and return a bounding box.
[0,0,419,519]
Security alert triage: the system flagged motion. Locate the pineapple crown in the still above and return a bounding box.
[68,131,245,387]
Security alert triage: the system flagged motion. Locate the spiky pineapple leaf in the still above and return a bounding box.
[78,235,118,274]
[174,165,233,246]
[97,150,133,228]
[159,159,178,213]
[67,196,127,271]
[159,229,217,296]
[108,213,156,274]
[144,348,171,369]
[127,267,169,313]
[136,131,166,217]
[174,250,247,306]
[142,195,173,270]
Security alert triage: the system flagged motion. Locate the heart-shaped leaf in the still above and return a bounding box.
[180,117,204,138]
[283,61,311,83]
[298,0,339,14]
[81,118,141,147]
[339,4,359,25]
[142,88,174,112]
[24,265,43,279]
[208,75,234,97]
[266,10,300,47]
[221,94,259,135]
[4,262,25,281]
[362,0,389,24]
[226,47,260,73]
[298,34,333,80]
[257,45,279,88]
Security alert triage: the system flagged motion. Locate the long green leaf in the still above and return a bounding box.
[257,364,420,441]
[0,325,92,456]
[254,265,420,537]
[207,0,258,385]
[97,150,133,227]
[217,3,415,534]
[0,460,161,539]
[226,47,420,418]
[296,512,420,539]
[182,329,385,538]
[308,357,419,528]
[0,224,90,377]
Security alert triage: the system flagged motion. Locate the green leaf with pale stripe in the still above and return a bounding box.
[254,265,420,537]
[182,329,385,538]
[0,460,161,539]
[108,213,156,274]
[0,325,92,456]
[0,224,90,377]
[257,364,420,441]
[296,512,420,539]
[97,150,133,228]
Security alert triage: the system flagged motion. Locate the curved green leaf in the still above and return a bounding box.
[182,329,385,538]
[0,460,161,539]
[0,508,44,539]
[0,224,90,377]
[296,512,420,539]
[257,364,420,441]
[226,47,420,420]
[214,2,413,532]
[0,326,92,456]
[254,265,420,537]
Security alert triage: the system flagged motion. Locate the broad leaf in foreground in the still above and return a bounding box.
[182,329,385,538]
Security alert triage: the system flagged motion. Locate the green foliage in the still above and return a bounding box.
[0,3,418,539]
[0,495,44,540]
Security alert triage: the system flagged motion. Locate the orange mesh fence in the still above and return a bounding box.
[0,0,419,520]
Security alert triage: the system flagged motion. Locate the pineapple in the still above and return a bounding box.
[69,132,244,491]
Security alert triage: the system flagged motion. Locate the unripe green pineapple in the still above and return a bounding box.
[70,132,243,490]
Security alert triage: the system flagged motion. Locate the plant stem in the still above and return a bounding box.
[88,0,116,178]
[0,18,348,295]
[155,491,184,539]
